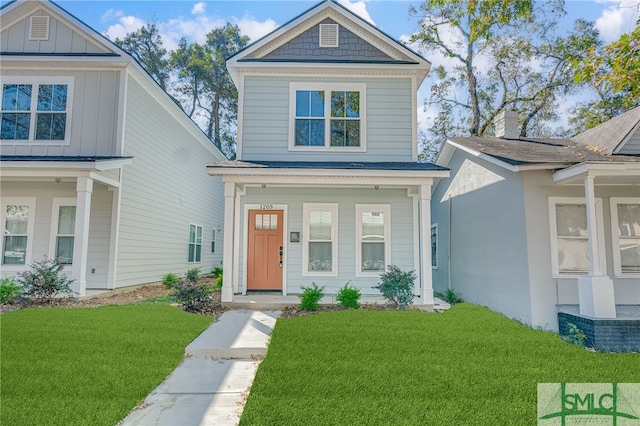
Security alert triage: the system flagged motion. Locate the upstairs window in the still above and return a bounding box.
[1,77,72,143]
[290,83,365,151]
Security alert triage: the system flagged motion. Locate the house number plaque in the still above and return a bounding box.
[260,204,273,210]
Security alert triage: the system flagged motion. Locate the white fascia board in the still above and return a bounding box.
[553,161,640,184]
[446,140,520,172]
[0,56,131,67]
[0,158,132,172]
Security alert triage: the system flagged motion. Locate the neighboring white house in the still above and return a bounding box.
[432,109,640,337]
[0,0,226,295]
[208,0,449,304]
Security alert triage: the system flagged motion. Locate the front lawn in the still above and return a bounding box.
[0,304,213,425]
[240,303,639,425]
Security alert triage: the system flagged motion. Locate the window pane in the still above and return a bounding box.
[309,241,332,271]
[617,204,640,237]
[3,236,27,265]
[296,91,324,117]
[196,226,202,244]
[620,239,640,272]
[56,236,74,264]
[330,120,359,147]
[331,91,359,118]
[362,211,384,241]
[362,242,384,271]
[195,244,202,262]
[188,244,195,262]
[35,113,66,140]
[37,84,68,112]
[431,227,437,267]
[556,204,587,237]
[255,214,263,230]
[270,214,278,230]
[5,205,29,234]
[2,84,32,111]
[189,225,196,243]
[309,211,331,240]
[557,238,589,273]
[57,206,76,234]
[1,113,30,139]
[295,119,324,146]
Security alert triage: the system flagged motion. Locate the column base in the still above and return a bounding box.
[221,284,233,303]
[578,275,616,319]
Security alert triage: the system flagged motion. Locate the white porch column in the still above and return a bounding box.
[222,182,236,302]
[578,176,616,318]
[418,184,434,305]
[73,176,93,296]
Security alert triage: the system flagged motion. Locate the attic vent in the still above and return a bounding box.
[30,16,50,41]
[319,24,339,48]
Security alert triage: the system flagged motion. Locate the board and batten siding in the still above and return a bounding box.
[116,76,224,287]
[0,7,109,54]
[0,69,121,157]
[236,187,415,294]
[0,181,112,290]
[240,76,414,162]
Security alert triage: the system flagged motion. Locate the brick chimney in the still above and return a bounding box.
[494,110,519,139]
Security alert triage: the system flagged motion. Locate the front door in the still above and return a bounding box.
[247,210,283,290]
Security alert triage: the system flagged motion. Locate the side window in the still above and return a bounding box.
[2,198,36,266]
[431,224,438,269]
[189,224,203,263]
[610,198,640,276]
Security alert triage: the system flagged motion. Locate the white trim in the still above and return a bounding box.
[319,23,339,48]
[188,223,203,264]
[288,82,366,152]
[553,162,640,184]
[106,186,120,290]
[116,70,128,156]
[302,203,338,277]
[548,197,606,278]
[355,204,390,277]
[242,203,288,295]
[236,75,245,161]
[431,223,438,270]
[0,76,74,145]
[1,197,36,271]
[233,187,245,295]
[209,168,447,182]
[610,197,640,278]
[0,158,132,172]
[48,198,76,266]
[29,16,49,40]
[411,75,418,162]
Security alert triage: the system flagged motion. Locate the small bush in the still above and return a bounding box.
[563,322,587,348]
[298,283,325,311]
[211,266,223,277]
[17,257,74,304]
[374,265,415,308]
[444,288,462,304]
[336,282,361,309]
[162,273,180,289]
[171,279,213,313]
[212,267,223,290]
[186,267,201,283]
[0,277,21,304]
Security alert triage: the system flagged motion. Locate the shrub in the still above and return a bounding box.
[0,277,21,304]
[374,265,415,308]
[211,267,223,290]
[162,273,180,289]
[336,282,361,309]
[298,283,325,311]
[16,257,74,304]
[171,279,213,313]
[563,322,587,348]
[186,267,201,283]
[211,266,223,277]
[444,288,462,304]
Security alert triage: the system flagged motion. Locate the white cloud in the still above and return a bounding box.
[337,0,375,25]
[101,9,124,23]
[191,2,206,16]
[595,0,639,42]
[234,15,278,41]
[104,15,145,41]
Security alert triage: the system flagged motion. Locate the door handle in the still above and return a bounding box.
[279,246,283,267]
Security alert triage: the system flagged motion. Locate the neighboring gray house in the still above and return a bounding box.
[0,0,226,295]
[432,109,640,349]
[208,0,448,304]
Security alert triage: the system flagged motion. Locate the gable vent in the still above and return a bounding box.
[29,16,50,41]
[319,24,339,48]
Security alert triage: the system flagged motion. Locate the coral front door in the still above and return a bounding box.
[247,210,283,290]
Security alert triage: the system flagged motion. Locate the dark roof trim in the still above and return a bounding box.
[1,156,133,162]
[237,58,419,65]
[1,52,121,57]
[225,160,448,171]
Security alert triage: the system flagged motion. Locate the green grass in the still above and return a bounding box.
[240,303,639,425]
[1,304,213,425]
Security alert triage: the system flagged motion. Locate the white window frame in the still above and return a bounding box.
[355,204,391,277]
[288,82,366,152]
[188,224,203,263]
[48,198,77,266]
[302,203,338,277]
[0,76,74,145]
[548,197,606,277]
[1,197,36,270]
[431,224,438,269]
[610,197,640,277]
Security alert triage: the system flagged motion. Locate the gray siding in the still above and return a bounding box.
[117,76,224,287]
[237,187,415,295]
[618,127,640,154]
[431,150,533,325]
[240,76,413,162]
[0,69,121,157]
[262,19,392,61]
[1,7,108,54]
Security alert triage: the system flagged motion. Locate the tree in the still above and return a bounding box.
[115,23,170,91]
[409,0,598,160]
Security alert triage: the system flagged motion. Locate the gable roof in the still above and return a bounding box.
[572,106,640,155]
[226,0,430,84]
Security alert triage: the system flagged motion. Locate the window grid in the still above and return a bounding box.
[303,204,338,276]
[189,224,203,263]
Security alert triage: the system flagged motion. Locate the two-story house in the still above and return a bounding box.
[1,0,226,295]
[208,0,449,304]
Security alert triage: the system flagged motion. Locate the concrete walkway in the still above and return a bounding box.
[119,310,280,426]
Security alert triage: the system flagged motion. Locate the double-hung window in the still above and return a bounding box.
[1,77,72,143]
[610,198,640,276]
[303,204,338,276]
[189,224,203,263]
[2,198,36,266]
[431,224,438,269]
[290,83,365,151]
[548,197,605,276]
[356,205,390,276]
[50,199,76,265]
